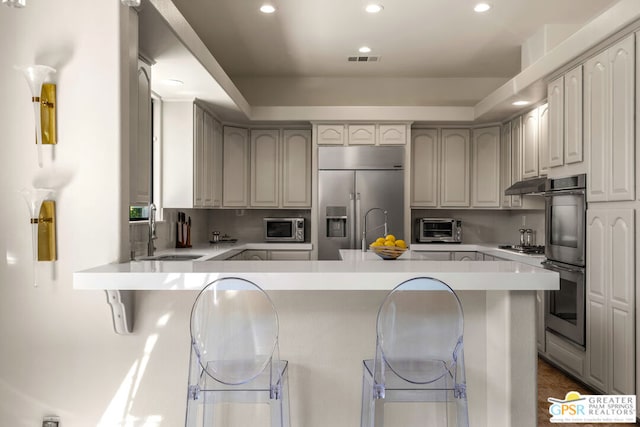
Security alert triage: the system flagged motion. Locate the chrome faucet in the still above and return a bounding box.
[362,208,388,252]
[148,203,157,256]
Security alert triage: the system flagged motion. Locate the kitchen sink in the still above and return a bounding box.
[139,254,205,261]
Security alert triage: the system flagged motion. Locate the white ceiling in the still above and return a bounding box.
[140,0,619,120]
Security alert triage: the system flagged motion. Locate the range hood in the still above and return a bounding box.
[504,177,547,195]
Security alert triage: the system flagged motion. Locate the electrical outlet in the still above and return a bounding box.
[43,416,60,427]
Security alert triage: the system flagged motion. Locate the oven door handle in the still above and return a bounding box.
[541,260,584,274]
[543,189,585,197]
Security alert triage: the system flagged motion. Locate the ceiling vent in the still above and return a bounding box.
[348,56,380,62]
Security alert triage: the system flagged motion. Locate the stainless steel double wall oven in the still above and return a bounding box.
[542,174,587,347]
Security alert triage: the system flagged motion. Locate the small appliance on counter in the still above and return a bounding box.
[415,218,462,243]
[263,217,305,242]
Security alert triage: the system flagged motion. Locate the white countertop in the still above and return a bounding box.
[73,243,557,292]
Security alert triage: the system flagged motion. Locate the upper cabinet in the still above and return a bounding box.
[538,103,549,175]
[471,127,501,208]
[586,35,635,202]
[163,101,223,208]
[250,129,312,208]
[510,116,523,207]
[547,65,584,169]
[317,123,410,145]
[223,126,250,207]
[522,107,539,179]
[411,129,439,207]
[130,59,152,206]
[225,127,311,209]
[500,123,513,208]
[440,129,470,207]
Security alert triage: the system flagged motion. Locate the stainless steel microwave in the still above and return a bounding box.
[415,218,462,243]
[263,218,305,242]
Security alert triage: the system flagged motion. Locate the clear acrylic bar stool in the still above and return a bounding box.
[361,277,469,427]
[185,277,289,427]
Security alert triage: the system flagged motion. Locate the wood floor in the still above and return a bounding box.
[537,357,637,426]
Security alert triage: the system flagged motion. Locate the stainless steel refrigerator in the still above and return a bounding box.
[318,145,404,260]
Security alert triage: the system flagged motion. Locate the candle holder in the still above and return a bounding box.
[20,188,56,286]
[15,65,57,167]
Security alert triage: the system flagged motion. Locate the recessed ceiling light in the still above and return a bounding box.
[359,46,372,54]
[162,79,184,86]
[474,3,491,13]
[512,100,529,106]
[260,4,276,13]
[365,3,383,13]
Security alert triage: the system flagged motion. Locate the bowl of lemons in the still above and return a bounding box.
[369,234,408,260]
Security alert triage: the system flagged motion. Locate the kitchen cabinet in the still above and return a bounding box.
[471,126,500,207]
[586,35,635,202]
[348,124,376,145]
[510,116,523,207]
[522,107,539,179]
[548,66,583,169]
[317,124,345,145]
[282,129,312,207]
[223,126,250,207]
[410,129,439,207]
[537,103,549,175]
[440,129,470,207]
[251,129,280,207]
[586,207,635,394]
[250,129,312,208]
[130,59,152,206]
[378,124,407,145]
[242,250,268,261]
[547,75,564,168]
[452,251,481,261]
[536,291,545,353]
[268,250,311,260]
[163,101,222,208]
[316,123,410,146]
[500,123,512,208]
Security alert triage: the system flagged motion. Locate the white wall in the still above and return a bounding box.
[0,2,193,425]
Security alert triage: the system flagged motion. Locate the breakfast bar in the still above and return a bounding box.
[74,246,558,427]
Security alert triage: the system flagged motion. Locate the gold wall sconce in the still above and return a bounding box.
[21,188,57,286]
[2,0,26,7]
[16,65,57,167]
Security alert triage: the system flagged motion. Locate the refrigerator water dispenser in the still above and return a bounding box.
[326,206,347,238]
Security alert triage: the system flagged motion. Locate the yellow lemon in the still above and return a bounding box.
[385,234,396,242]
[370,241,383,247]
[384,240,395,247]
[395,239,407,248]
[375,237,386,244]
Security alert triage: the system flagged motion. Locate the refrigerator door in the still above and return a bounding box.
[356,170,404,249]
[318,170,355,260]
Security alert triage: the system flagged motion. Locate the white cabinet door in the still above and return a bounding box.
[411,129,439,207]
[538,103,549,176]
[282,129,311,207]
[608,210,635,394]
[500,123,512,207]
[547,76,564,168]
[162,102,195,208]
[536,291,545,353]
[586,209,607,391]
[511,117,523,207]
[202,112,222,207]
[193,104,205,207]
[269,250,310,260]
[564,65,583,164]
[317,124,345,145]
[348,124,376,145]
[130,60,152,205]
[608,36,635,201]
[251,129,280,207]
[586,35,635,202]
[378,124,407,145]
[522,108,539,179]
[440,129,470,207]
[223,126,250,207]
[586,208,635,394]
[471,126,500,207]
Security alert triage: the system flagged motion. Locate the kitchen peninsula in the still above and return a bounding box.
[74,245,557,427]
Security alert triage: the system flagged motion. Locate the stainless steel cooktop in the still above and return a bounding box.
[498,244,545,255]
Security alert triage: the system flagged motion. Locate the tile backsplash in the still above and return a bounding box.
[207,209,311,243]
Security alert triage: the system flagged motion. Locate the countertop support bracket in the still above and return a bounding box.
[105,290,135,334]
